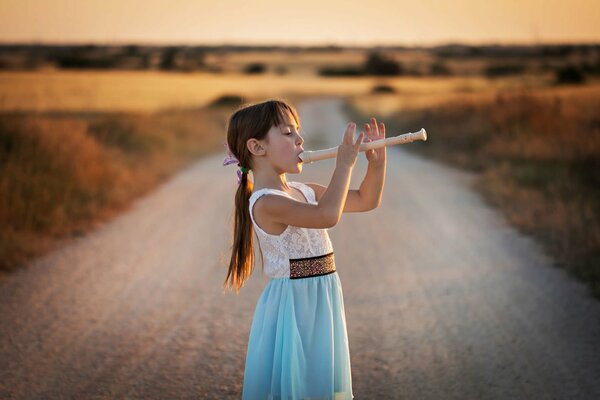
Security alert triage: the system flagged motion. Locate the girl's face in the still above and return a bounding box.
[264,111,304,174]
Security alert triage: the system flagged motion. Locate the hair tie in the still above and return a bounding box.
[235,165,249,185]
[223,142,251,185]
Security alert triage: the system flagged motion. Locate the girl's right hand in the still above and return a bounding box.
[336,122,364,170]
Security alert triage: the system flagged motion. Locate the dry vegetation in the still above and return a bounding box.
[0,105,233,273]
[347,86,600,298]
[1,44,598,298]
[0,70,528,113]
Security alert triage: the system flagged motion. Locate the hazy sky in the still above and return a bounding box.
[1,0,598,45]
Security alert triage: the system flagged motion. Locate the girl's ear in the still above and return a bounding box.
[246,138,266,157]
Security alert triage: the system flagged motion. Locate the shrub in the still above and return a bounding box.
[243,63,266,74]
[483,63,527,77]
[371,85,396,94]
[209,95,245,107]
[429,61,452,76]
[555,65,585,85]
[364,52,403,76]
[318,66,364,76]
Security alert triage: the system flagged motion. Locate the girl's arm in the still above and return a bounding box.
[306,160,385,213]
[255,165,353,229]
[308,117,386,213]
[255,122,363,229]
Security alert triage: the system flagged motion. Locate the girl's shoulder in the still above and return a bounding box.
[249,187,291,201]
[250,181,315,204]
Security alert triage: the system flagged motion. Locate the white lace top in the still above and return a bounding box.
[249,181,334,279]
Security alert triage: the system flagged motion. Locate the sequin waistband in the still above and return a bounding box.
[289,252,336,279]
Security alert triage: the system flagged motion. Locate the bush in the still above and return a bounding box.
[483,63,527,77]
[371,85,396,94]
[364,52,403,76]
[159,47,178,70]
[555,65,585,85]
[318,65,364,76]
[209,95,245,107]
[243,63,266,74]
[429,61,452,76]
[581,61,600,75]
[57,54,117,70]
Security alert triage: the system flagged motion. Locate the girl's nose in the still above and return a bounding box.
[296,133,304,145]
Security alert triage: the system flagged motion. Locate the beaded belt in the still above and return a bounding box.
[289,252,336,279]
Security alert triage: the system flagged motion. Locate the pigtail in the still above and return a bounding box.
[223,171,254,294]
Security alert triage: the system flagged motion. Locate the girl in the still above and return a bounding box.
[223,99,386,400]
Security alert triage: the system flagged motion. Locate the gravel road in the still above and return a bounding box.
[1,97,599,399]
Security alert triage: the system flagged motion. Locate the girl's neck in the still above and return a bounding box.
[251,170,292,192]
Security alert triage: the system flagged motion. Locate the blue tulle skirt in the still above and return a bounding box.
[242,271,354,400]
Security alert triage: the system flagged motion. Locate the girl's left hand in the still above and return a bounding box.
[363,117,386,165]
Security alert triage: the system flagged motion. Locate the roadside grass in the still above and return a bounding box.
[346,88,600,299]
[0,104,234,274]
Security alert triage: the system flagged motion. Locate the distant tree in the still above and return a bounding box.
[318,66,364,76]
[244,63,266,74]
[429,61,452,76]
[160,47,178,70]
[555,65,585,85]
[371,84,396,94]
[363,52,403,76]
[581,60,600,75]
[125,45,140,56]
[209,95,245,107]
[141,53,153,69]
[483,63,526,77]
[56,53,116,69]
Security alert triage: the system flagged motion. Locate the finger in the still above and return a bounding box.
[349,123,356,144]
[371,117,378,137]
[367,122,376,141]
[354,131,364,149]
[380,122,386,138]
[343,122,354,144]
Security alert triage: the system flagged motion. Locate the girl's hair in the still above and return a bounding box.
[223,99,300,294]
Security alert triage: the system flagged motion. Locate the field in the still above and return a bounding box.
[0,70,548,113]
[348,86,600,297]
[0,45,599,297]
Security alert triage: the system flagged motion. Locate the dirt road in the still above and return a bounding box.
[1,97,599,399]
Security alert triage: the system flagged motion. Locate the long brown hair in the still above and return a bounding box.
[223,99,300,294]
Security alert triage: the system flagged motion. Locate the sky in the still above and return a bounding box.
[0,0,599,46]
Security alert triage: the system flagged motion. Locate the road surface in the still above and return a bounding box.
[1,97,599,399]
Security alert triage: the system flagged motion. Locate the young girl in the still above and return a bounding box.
[223,99,386,400]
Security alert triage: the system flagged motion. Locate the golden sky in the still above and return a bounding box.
[1,0,598,45]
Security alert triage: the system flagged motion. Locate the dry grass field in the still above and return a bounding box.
[0,104,233,274]
[348,84,600,298]
[0,70,536,113]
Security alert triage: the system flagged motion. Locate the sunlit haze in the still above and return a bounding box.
[0,0,599,45]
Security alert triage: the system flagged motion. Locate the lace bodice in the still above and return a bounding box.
[249,181,334,279]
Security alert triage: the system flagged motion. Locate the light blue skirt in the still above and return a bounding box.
[242,271,354,400]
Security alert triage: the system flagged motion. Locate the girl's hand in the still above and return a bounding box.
[336,122,364,170]
[362,117,386,166]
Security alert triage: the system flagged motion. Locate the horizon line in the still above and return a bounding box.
[0,39,599,48]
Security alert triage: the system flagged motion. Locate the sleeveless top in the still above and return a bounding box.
[249,181,334,279]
